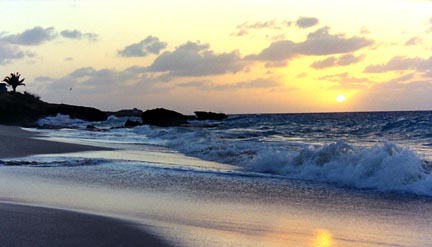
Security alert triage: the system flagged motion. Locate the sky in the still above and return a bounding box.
[0,0,431,114]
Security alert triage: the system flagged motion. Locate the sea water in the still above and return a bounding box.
[33,111,432,196]
[1,111,432,247]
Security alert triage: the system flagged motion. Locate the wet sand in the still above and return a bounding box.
[0,125,108,159]
[0,125,172,247]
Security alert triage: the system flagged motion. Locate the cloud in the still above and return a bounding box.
[0,27,57,45]
[319,72,371,90]
[179,78,282,91]
[118,36,167,57]
[364,56,432,73]
[231,20,291,36]
[39,65,169,96]
[34,76,54,82]
[35,66,173,109]
[0,43,25,64]
[248,27,373,61]
[60,30,81,39]
[404,37,422,46]
[311,54,364,69]
[147,41,244,77]
[356,80,432,111]
[311,57,337,69]
[60,29,99,41]
[238,20,280,30]
[296,17,319,28]
[319,72,370,83]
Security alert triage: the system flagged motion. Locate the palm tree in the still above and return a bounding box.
[3,72,25,93]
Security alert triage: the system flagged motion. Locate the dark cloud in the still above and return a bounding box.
[118,36,167,57]
[147,41,244,77]
[311,54,364,69]
[364,56,432,73]
[0,43,25,64]
[179,78,281,91]
[248,27,373,61]
[296,17,319,28]
[60,29,99,41]
[0,27,57,45]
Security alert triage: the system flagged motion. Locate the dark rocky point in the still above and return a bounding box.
[194,111,227,121]
[107,108,143,117]
[0,92,107,126]
[124,120,141,128]
[141,108,188,127]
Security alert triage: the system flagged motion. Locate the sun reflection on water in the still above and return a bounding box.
[311,229,333,247]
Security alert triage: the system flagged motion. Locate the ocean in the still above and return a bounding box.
[1,111,432,246]
[33,111,432,196]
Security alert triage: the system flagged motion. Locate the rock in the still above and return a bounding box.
[124,120,141,128]
[194,111,227,121]
[0,92,107,126]
[141,108,188,127]
[46,104,107,122]
[106,108,143,117]
[86,125,97,131]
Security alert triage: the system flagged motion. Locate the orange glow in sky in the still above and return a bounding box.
[0,0,431,113]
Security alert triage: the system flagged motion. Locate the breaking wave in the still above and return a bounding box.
[34,112,432,196]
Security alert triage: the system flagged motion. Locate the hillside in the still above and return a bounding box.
[0,92,107,126]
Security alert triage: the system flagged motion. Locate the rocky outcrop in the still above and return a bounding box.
[141,108,188,127]
[124,120,141,128]
[194,111,227,121]
[0,92,107,126]
[107,108,143,117]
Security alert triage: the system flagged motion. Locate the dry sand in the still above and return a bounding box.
[0,125,108,159]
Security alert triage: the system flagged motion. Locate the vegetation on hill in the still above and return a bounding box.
[2,72,25,93]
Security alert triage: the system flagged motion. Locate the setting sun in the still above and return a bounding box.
[336,95,346,103]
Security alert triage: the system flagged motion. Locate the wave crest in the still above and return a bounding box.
[249,141,431,195]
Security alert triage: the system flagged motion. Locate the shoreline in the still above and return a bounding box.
[0,125,110,159]
[0,125,174,247]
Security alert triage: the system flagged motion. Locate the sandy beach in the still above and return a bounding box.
[0,202,171,247]
[0,125,109,159]
[1,123,432,247]
[0,125,172,247]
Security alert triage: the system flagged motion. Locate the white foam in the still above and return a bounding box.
[247,141,432,195]
[36,114,89,127]
[32,118,432,196]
